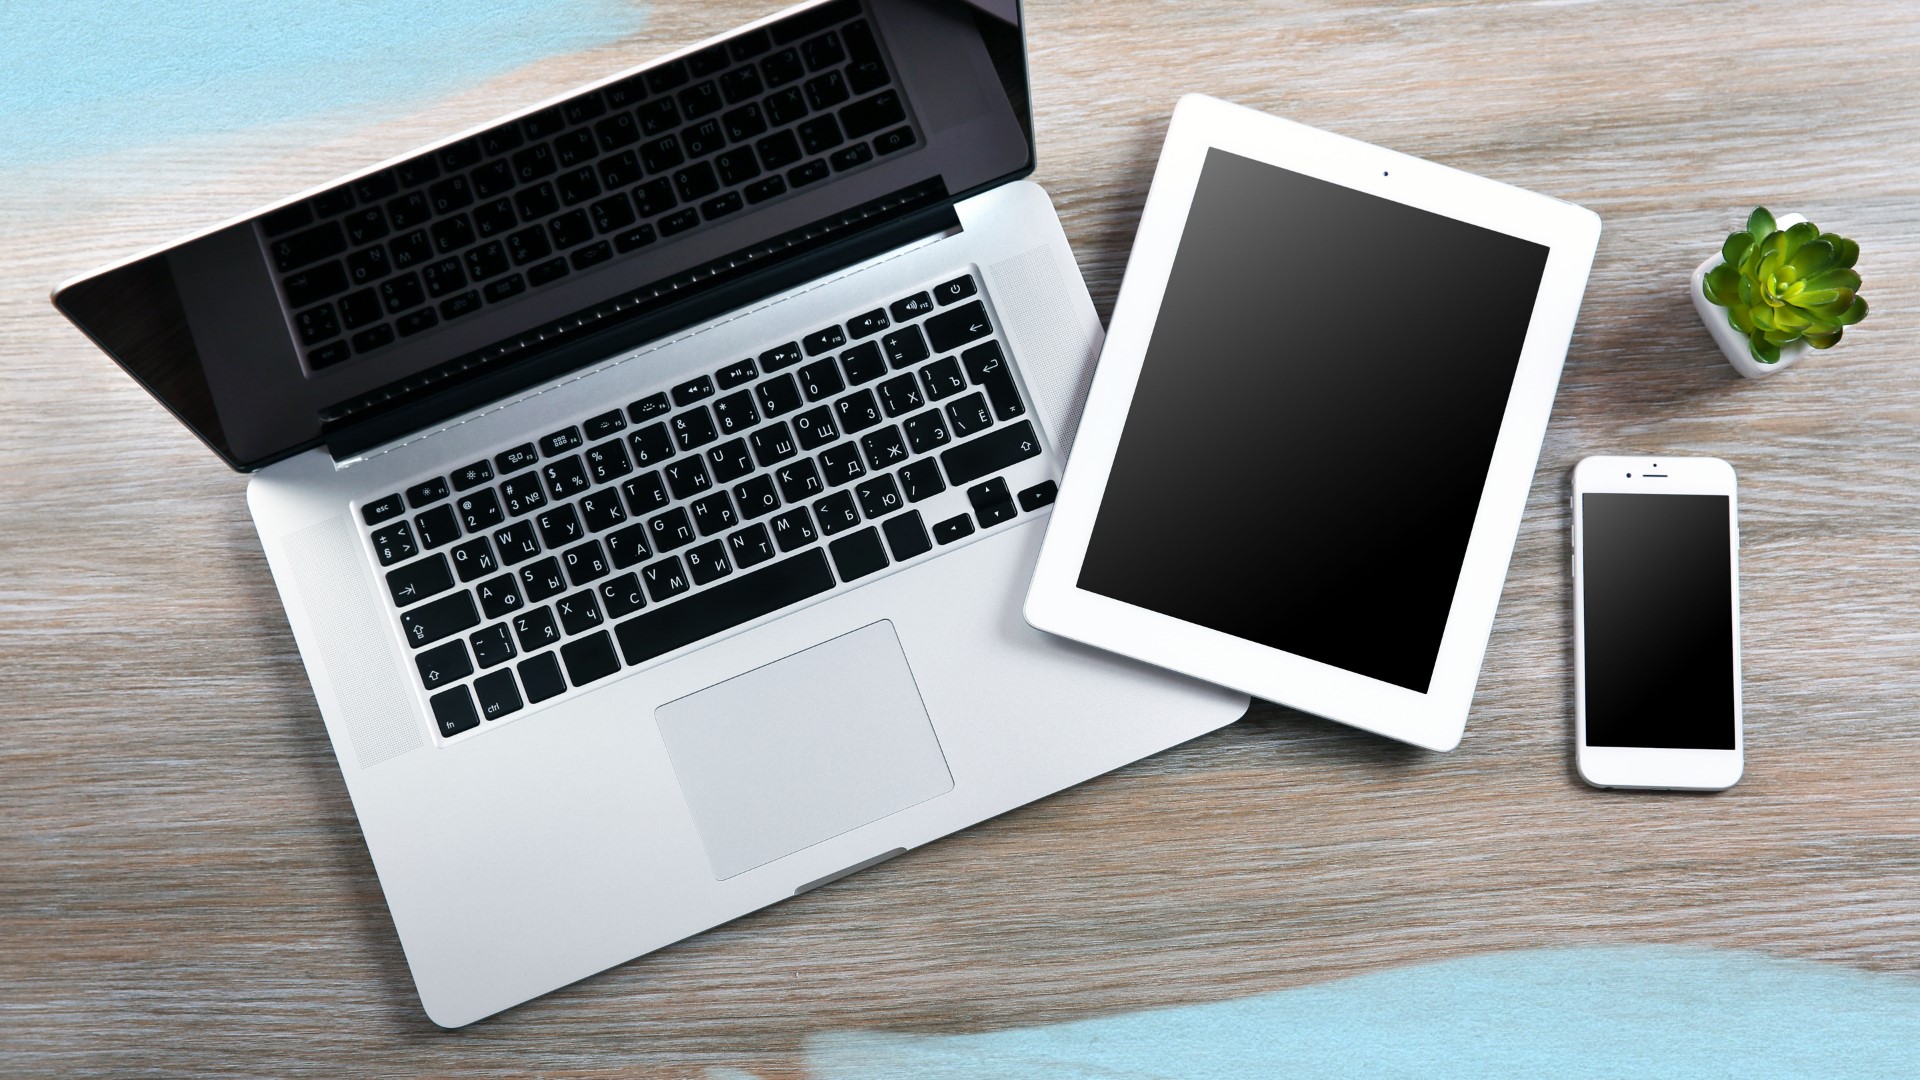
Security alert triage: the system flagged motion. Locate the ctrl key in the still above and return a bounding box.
[429,685,480,738]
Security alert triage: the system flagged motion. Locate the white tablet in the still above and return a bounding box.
[1025,94,1601,751]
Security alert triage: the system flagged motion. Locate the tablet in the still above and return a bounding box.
[1025,95,1600,751]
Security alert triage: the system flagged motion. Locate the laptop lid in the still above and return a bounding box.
[53,0,1033,472]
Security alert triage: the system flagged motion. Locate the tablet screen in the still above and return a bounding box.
[1077,148,1549,693]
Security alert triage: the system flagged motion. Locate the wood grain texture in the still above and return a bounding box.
[4,0,1919,1073]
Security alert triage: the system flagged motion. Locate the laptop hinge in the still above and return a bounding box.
[322,179,957,463]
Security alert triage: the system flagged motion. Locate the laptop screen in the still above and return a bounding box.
[55,0,1032,471]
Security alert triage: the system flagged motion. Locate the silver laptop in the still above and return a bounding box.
[52,0,1245,1026]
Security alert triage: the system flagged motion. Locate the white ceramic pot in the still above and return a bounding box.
[1691,212,1809,378]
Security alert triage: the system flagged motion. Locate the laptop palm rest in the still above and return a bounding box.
[654,621,953,881]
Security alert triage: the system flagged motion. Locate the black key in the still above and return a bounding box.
[875,373,923,417]
[744,175,787,205]
[933,514,974,546]
[671,406,719,451]
[845,308,888,341]
[642,136,687,177]
[898,458,945,503]
[542,455,591,500]
[554,129,598,169]
[549,209,594,250]
[840,340,887,385]
[882,325,928,370]
[628,393,671,422]
[450,537,498,581]
[370,521,417,566]
[638,97,681,137]
[513,177,560,220]
[616,550,835,666]
[683,118,726,159]
[802,324,847,357]
[945,391,994,438]
[480,122,526,157]
[472,668,523,720]
[597,149,643,191]
[438,137,483,173]
[562,540,611,587]
[926,300,991,354]
[284,261,349,308]
[527,257,569,287]
[715,145,760,186]
[734,473,781,520]
[829,142,872,171]
[343,204,389,246]
[605,522,651,569]
[728,523,776,569]
[261,202,315,237]
[430,686,481,737]
[472,160,517,200]
[613,225,657,253]
[505,226,552,269]
[882,510,932,562]
[802,29,845,71]
[760,341,805,372]
[844,22,888,94]
[641,556,690,602]
[388,229,433,272]
[833,388,883,433]
[798,114,844,156]
[589,191,637,234]
[477,572,523,620]
[934,274,977,306]
[942,420,1041,487]
[379,267,426,307]
[749,421,798,467]
[797,358,844,402]
[556,165,601,207]
[756,128,803,170]
[873,125,914,156]
[771,507,818,551]
[701,192,744,221]
[1019,480,1059,512]
[584,441,633,487]
[706,438,754,484]
[420,257,468,298]
[716,358,758,390]
[518,556,568,602]
[729,28,772,62]
[563,91,607,126]
[721,66,765,106]
[464,240,510,281]
[628,422,674,467]
[541,426,584,456]
[414,504,460,549]
[649,506,696,552]
[596,109,641,152]
[814,490,861,535]
[855,473,902,519]
[679,79,723,120]
[805,70,850,111]
[307,341,352,370]
[363,493,405,525]
[387,192,432,232]
[860,425,909,471]
[556,588,604,634]
[673,161,720,203]
[351,323,395,356]
[792,406,839,450]
[690,491,738,536]
[492,520,542,566]
[439,290,482,321]
[352,170,399,204]
[902,409,950,455]
[620,470,670,515]
[514,606,562,652]
[711,391,759,435]
[673,374,716,407]
[429,214,476,256]
[536,505,584,549]
[270,220,347,272]
[664,456,712,500]
[512,142,557,183]
[344,251,388,293]
[890,292,934,322]
[963,341,1026,420]
[762,454,821,503]
[920,355,966,400]
[756,373,803,417]
[518,651,567,704]
[819,443,866,487]
[583,408,627,442]
[294,304,340,346]
[685,539,732,585]
[840,90,904,139]
[828,527,887,582]
[968,477,1017,529]
[760,47,805,89]
[470,623,517,669]
[385,552,454,607]
[400,590,480,649]
[498,473,548,518]
[570,240,614,271]
[395,308,439,338]
[603,72,649,110]
[599,572,647,618]
[428,174,473,215]
[496,443,540,475]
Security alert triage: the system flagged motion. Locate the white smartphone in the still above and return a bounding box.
[1572,456,1743,790]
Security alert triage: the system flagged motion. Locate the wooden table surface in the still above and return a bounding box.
[5,0,1918,1073]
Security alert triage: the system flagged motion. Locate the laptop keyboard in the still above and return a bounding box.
[357,273,1059,740]
[260,0,915,374]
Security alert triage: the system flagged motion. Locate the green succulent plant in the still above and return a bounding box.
[1702,207,1868,364]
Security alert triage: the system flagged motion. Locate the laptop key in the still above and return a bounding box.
[620,471,670,515]
[882,510,932,562]
[599,573,646,618]
[686,540,732,585]
[649,507,696,552]
[945,392,994,439]
[860,425,908,471]
[706,439,754,484]
[562,540,610,587]
[920,356,966,400]
[750,422,797,467]
[876,374,923,417]
[562,631,621,687]
[536,505,584,549]
[495,443,539,475]
[470,623,517,670]
[385,553,454,607]
[711,391,759,434]
[579,490,627,532]
[450,537,498,582]
[605,522,651,569]
[760,341,805,371]
[969,477,1017,529]
[615,549,834,666]
[963,341,1026,420]
[829,527,888,582]
[691,491,738,536]
[814,490,860,535]
[541,454,591,500]
[370,521,417,565]
[728,523,776,569]
[934,274,977,306]
[797,358,844,401]
[363,493,405,525]
[517,652,567,704]
[476,574,522,620]
[556,589,604,634]
[881,325,928,370]
[902,409,950,455]
[926,300,991,353]
[498,473,547,517]
[414,504,460,550]
[671,406,718,451]
[584,408,627,440]
[932,514,974,545]
[456,489,505,532]
[819,444,865,487]
[628,422,674,466]
[513,606,561,652]
[890,291,934,321]
[716,358,758,389]
[472,668,523,720]
[415,639,473,691]
[450,460,494,492]
[792,406,839,451]
[840,341,887,385]
[802,324,847,356]
[1019,480,1059,512]
[400,591,480,649]
[898,458,945,502]
[941,420,1041,487]
[628,393,671,422]
[664,457,712,500]
[771,507,818,551]
[735,474,781,520]
[517,557,567,603]
[834,388,883,433]
[855,473,902,519]
[492,520,541,566]
[429,686,481,737]
[641,556,690,602]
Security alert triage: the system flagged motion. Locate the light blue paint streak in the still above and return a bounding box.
[808,946,1920,1078]
[1,0,649,169]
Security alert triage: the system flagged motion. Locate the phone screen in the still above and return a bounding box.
[1581,492,1736,749]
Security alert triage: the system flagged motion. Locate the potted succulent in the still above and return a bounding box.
[1692,207,1868,378]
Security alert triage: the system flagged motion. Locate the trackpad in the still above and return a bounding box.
[655,621,954,880]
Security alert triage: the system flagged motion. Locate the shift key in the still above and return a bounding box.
[399,590,480,649]
[940,420,1041,487]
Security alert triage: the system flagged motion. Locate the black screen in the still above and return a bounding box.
[1581,492,1736,749]
[1077,149,1550,693]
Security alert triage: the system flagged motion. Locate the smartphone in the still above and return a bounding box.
[1572,456,1743,790]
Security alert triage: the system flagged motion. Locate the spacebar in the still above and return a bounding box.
[614,549,835,665]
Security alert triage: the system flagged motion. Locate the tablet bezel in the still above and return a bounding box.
[1025,93,1601,751]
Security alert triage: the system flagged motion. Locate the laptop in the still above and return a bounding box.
[52,0,1246,1026]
